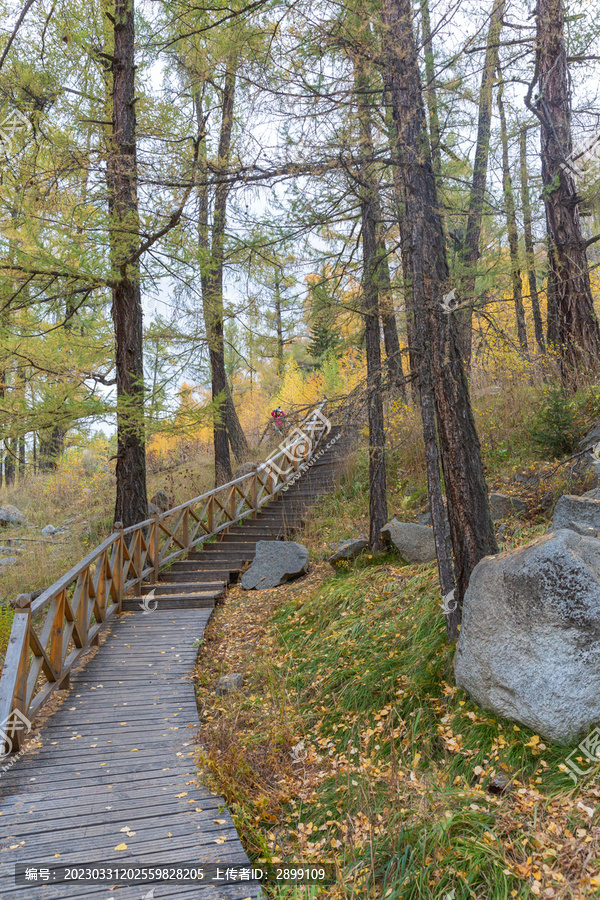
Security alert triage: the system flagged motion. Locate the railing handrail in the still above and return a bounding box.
[0,400,331,751]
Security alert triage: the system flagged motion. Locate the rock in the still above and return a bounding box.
[147,502,160,516]
[41,525,59,537]
[579,421,600,454]
[328,538,369,565]
[234,462,259,480]
[216,673,244,696]
[0,504,26,526]
[488,492,527,520]
[0,557,18,566]
[242,541,309,590]
[380,519,437,563]
[454,528,600,743]
[486,773,511,795]
[551,494,600,536]
[150,490,170,512]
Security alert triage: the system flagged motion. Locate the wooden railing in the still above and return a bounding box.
[0,401,331,754]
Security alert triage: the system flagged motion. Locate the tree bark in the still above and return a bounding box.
[534,0,600,384]
[195,65,247,481]
[420,0,442,178]
[355,57,388,549]
[456,0,505,368]
[382,0,498,620]
[519,127,545,353]
[18,433,25,480]
[497,71,528,353]
[109,0,148,527]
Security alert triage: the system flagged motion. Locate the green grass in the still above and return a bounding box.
[265,558,600,898]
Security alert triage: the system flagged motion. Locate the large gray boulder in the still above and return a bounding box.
[455,528,600,742]
[552,494,600,536]
[328,538,369,565]
[242,541,309,590]
[0,505,26,526]
[488,492,527,521]
[381,519,436,563]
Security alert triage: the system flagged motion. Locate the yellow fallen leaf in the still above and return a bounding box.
[114,843,127,851]
[131,748,139,752]
[175,792,188,798]
[214,819,227,825]
[214,836,227,844]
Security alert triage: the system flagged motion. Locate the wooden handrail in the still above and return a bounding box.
[0,400,331,753]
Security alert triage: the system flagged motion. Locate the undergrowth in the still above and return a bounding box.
[195,521,600,900]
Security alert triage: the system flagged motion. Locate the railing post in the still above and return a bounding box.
[207,496,214,534]
[134,528,142,586]
[251,472,258,514]
[182,507,189,551]
[0,597,31,754]
[115,522,124,613]
[153,514,160,582]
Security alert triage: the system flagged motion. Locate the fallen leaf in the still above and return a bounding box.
[114,843,127,851]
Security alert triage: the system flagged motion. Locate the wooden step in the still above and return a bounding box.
[142,581,226,595]
[122,594,217,610]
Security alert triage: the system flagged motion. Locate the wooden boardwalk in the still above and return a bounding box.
[0,412,354,899]
[0,610,260,899]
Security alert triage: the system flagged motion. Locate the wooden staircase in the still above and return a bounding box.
[122,426,350,612]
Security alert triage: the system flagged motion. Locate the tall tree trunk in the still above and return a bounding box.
[497,71,528,353]
[386,101,418,403]
[18,434,25,480]
[378,242,407,399]
[546,231,559,347]
[420,0,442,178]
[382,0,498,620]
[533,0,599,384]
[109,0,148,526]
[4,441,14,487]
[456,0,505,368]
[275,274,284,376]
[196,66,247,481]
[355,57,388,549]
[519,127,545,353]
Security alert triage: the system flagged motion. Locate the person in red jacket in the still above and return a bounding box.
[271,407,286,432]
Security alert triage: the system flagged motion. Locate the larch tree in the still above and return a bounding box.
[529,0,600,384]
[381,0,498,636]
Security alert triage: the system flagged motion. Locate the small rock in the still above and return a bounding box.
[41,525,59,537]
[0,557,18,566]
[486,773,511,795]
[0,504,26,526]
[488,492,527,521]
[328,539,369,564]
[242,541,309,590]
[551,494,600,536]
[233,462,259,479]
[215,673,244,696]
[418,510,450,536]
[381,519,437,563]
[578,421,600,454]
[150,490,170,513]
